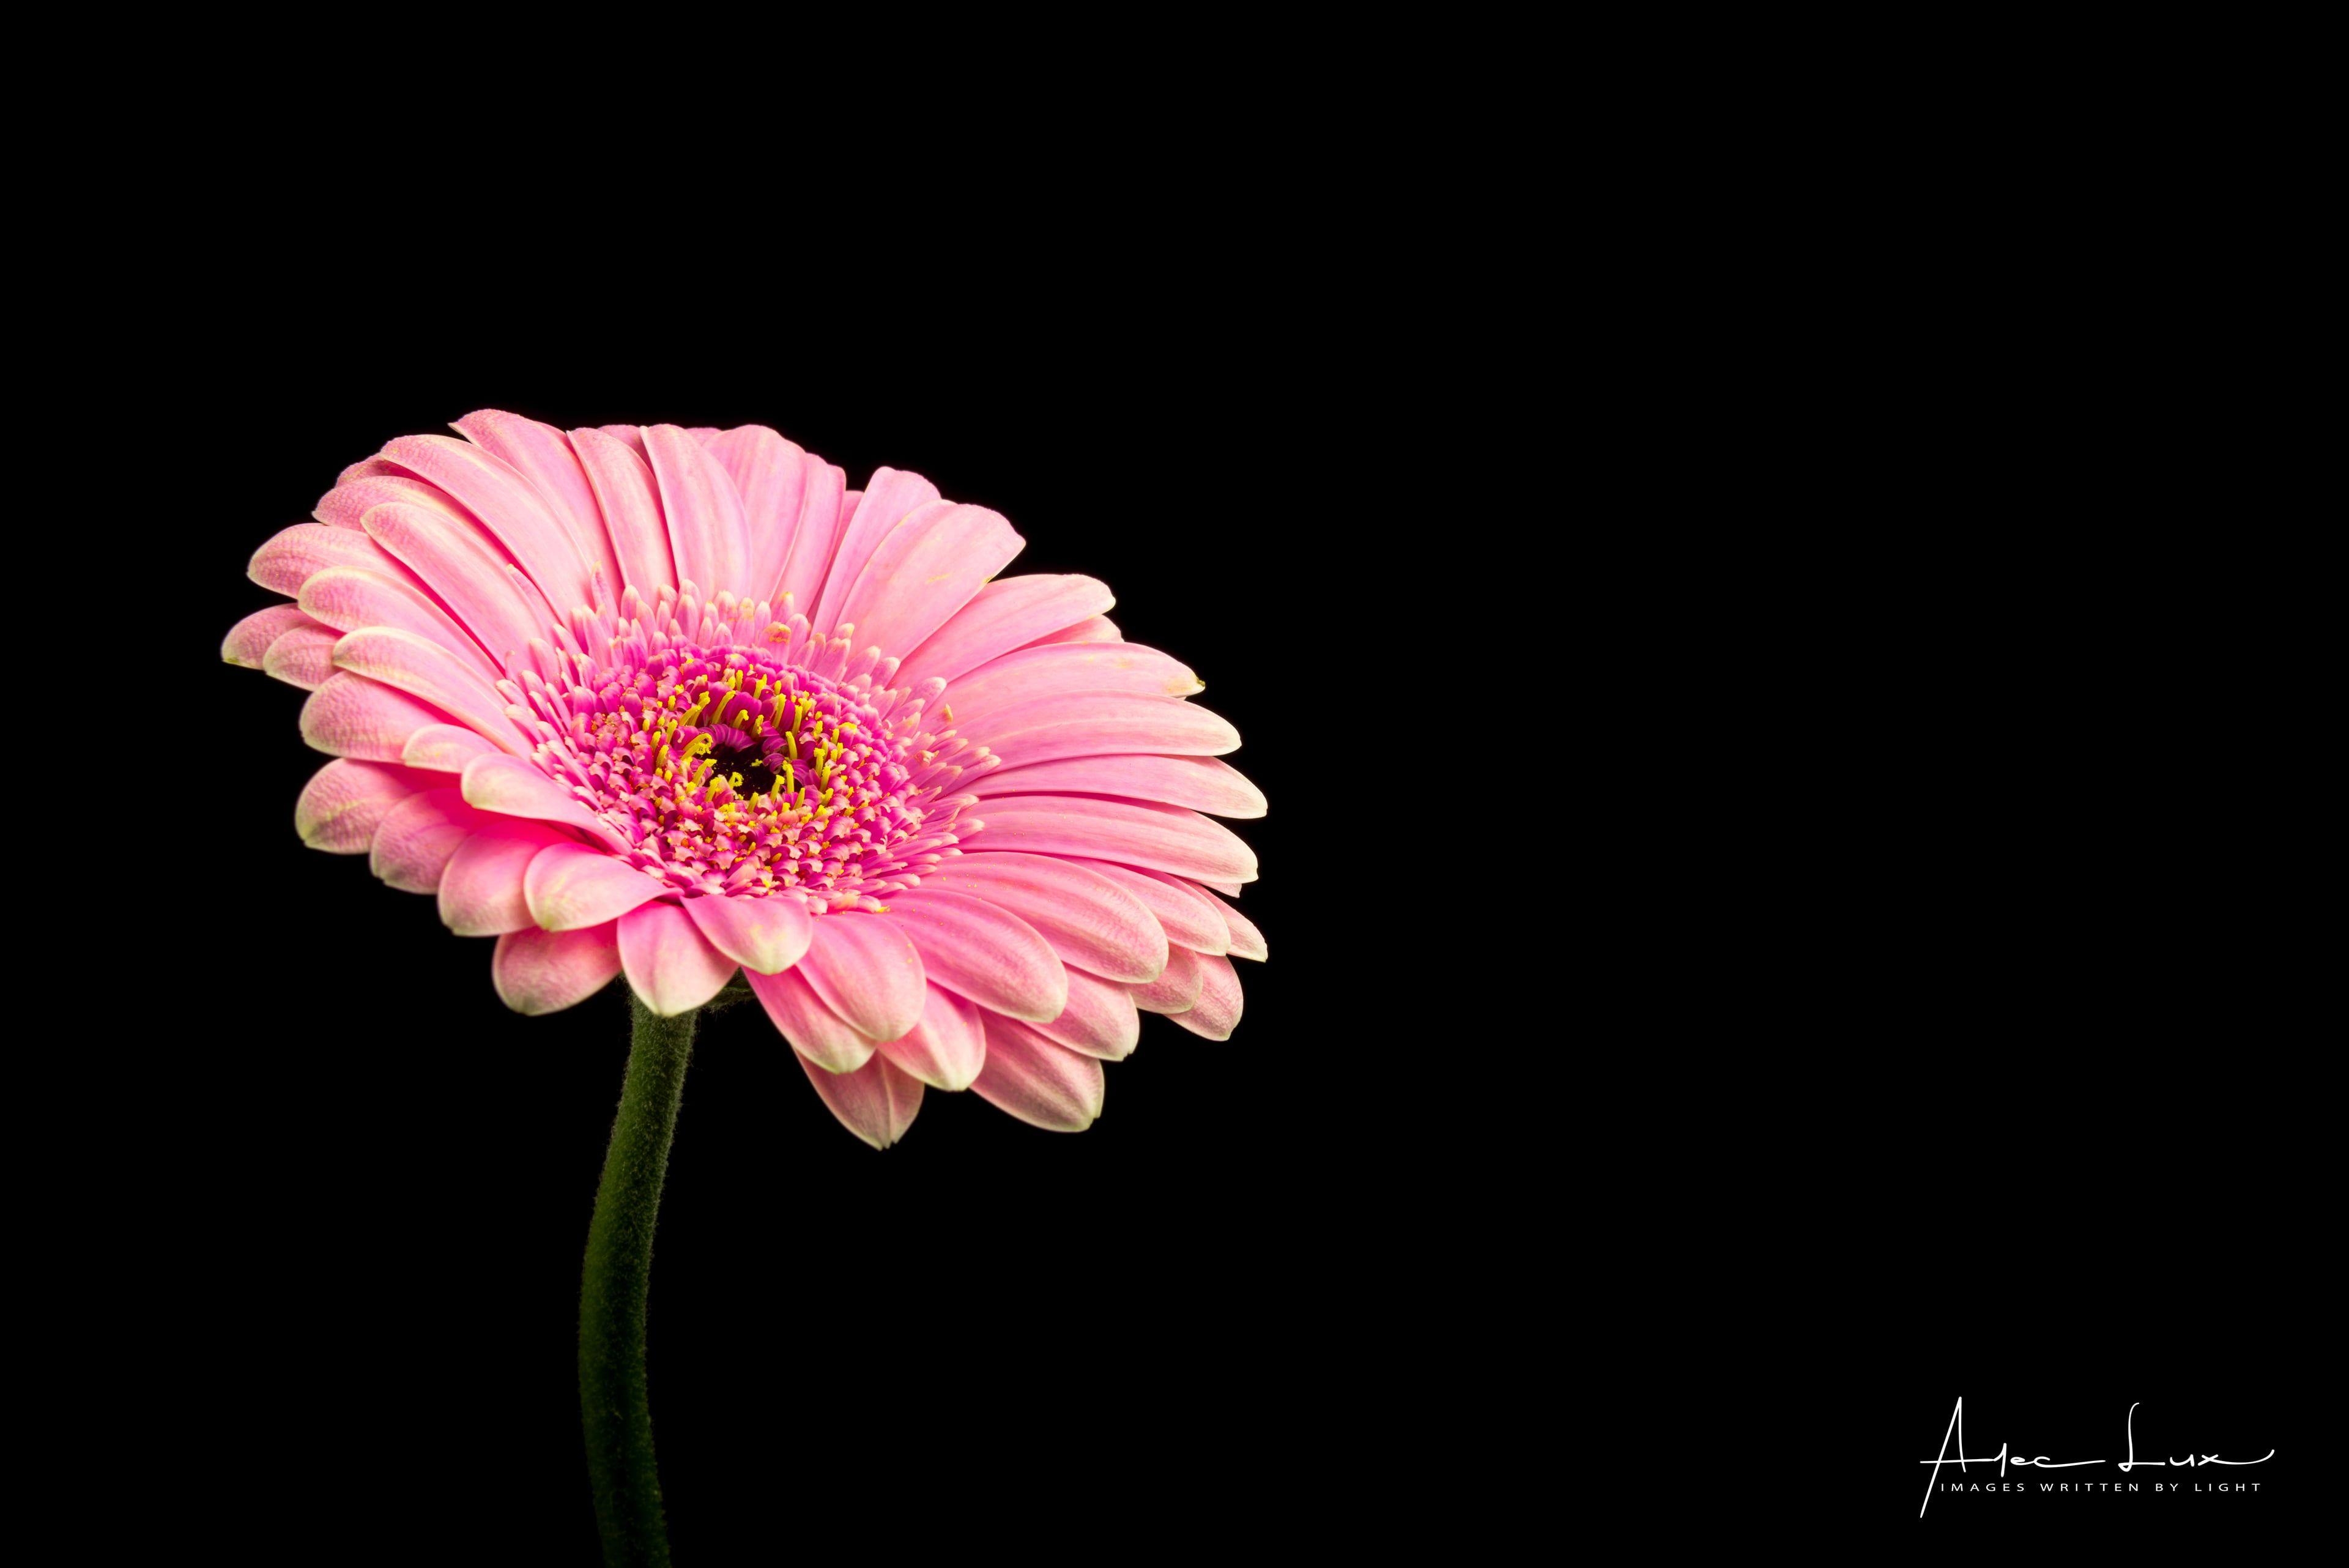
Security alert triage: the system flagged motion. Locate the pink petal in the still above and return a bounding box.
[493,922,622,1015]
[459,754,631,850]
[702,426,807,606]
[1131,943,1205,1015]
[919,852,1165,983]
[795,914,927,1042]
[1031,968,1142,1060]
[971,1016,1104,1132]
[797,1051,924,1150]
[451,410,625,609]
[569,426,677,599]
[1022,615,1121,648]
[810,467,940,634]
[1165,953,1243,1039]
[962,798,1258,885]
[875,984,988,1091]
[360,500,551,668]
[978,754,1266,819]
[974,692,1238,771]
[683,893,813,975]
[618,901,740,1016]
[644,424,751,601]
[832,500,1023,661]
[1065,861,1230,954]
[892,575,1115,689]
[400,724,502,773]
[772,462,848,612]
[313,474,466,531]
[1208,892,1267,962]
[294,759,447,853]
[296,567,499,680]
[744,966,879,1073]
[440,822,568,935]
[261,624,340,689]
[523,841,669,932]
[301,672,458,762]
[330,627,527,751]
[223,604,325,668]
[368,787,487,893]
[938,641,1201,728]
[379,434,597,615]
[248,522,411,598]
[881,889,1067,1023]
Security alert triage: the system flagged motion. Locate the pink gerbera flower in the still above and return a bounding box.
[224,411,1264,1147]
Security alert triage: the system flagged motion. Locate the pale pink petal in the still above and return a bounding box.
[331,627,528,751]
[702,426,807,606]
[978,754,1266,819]
[440,822,569,935]
[302,672,458,761]
[313,474,466,531]
[493,921,622,1015]
[618,901,739,1016]
[644,424,751,601]
[597,425,647,456]
[795,914,927,1042]
[772,462,848,612]
[451,410,625,607]
[882,889,1067,1023]
[683,893,813,975]
[400,724,502,773]
[458,754,630,849]
[744,966,879,1073]
[1065,860,1230,954]
[223,604,324,668]
[974,693,1237,771]
[1208,892,1267,962]
[261,624,340,689]
[833,500,1023,660]
[297,567,500,680]
[379,434,597,615]
[569,426,677,599]
[523,841,669,932]
[1031,968,1142,1060]
[1131,943,1205,1015]
[360,501,551,667]
[369,788,488,893]
[248,522,413,598]
[893,575,1115,688]
[963,798,1258,885]
[971,1016,1104,1132]
[1165,953,1242,1039]
[810,467,940,634]
[920,852,1165,983]
[1022,615,1121,648]
[875,984,987,1091]
[797,1051,925,1150]
[294,759,447,853]
[938,641,1201,728]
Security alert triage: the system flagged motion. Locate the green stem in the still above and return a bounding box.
[581,997,697,1567]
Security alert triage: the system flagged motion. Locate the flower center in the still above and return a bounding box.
[504,600,981,912]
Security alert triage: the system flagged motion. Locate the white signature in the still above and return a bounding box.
[1920,1399,2274,1517]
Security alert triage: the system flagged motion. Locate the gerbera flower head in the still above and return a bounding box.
[226,413,1264,1146]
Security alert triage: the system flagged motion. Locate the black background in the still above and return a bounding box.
[87,124,2330,1556]
[1860,1108,2322,1556]
[130,292,1457,1558]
